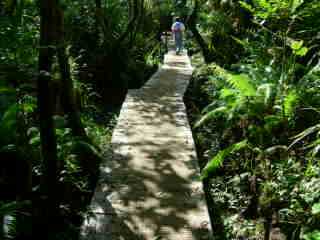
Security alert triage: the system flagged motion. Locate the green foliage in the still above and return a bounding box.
[201,140,248,179]
[187,0,320,238]
[291,40,309,57]
[290,124,320,149]
[283,89,299,118]
[240,0,304,20]
[302,231,320,240]
[0,200,31,239]
[194,106,227,128]
[311,203,320,215]
[0,0,39,67]
[226,74,256,97]
[0,104,17,145]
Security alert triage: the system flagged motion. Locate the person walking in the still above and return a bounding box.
[171,17,185,55]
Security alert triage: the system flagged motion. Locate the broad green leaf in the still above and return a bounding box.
[295,47,309,57]
[291,40,304,50]
[291,40,309,56]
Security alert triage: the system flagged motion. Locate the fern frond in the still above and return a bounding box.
[194,106,228,129]
[201,101,218,114]
[227,74,256,97]
[201,140,248,179]
[0,200,30,239]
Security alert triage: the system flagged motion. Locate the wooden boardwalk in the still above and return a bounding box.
[81,51,212,240]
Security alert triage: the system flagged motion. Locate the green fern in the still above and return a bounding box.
[220,88,237,99]
[201,140,248,180]
[226,73,256,97]
[194,106,228,129]
[0,201,30,239]
[283,89,299,118]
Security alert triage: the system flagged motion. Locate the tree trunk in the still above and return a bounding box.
[264,214,272,240]
[95,0,103,43]
[0,215,3,240]
[56,6,88,139]
[15,108,33,238]
[188,0,215,63]
[36,0,59,235]
[57,48,88,139]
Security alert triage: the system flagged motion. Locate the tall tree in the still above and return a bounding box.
[36,0,59,235]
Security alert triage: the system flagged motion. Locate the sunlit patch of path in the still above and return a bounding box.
[81,51,212,240]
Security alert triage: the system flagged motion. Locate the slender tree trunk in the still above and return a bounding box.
[36,0,59,235]
[56,6,88,139]
[264,215,272,240]
[188,0,215,63]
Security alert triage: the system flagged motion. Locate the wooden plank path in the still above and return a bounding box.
[81,51,212,240]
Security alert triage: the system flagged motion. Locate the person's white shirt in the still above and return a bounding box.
[171,21,185,33]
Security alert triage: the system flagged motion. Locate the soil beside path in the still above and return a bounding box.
[81,51,212,240]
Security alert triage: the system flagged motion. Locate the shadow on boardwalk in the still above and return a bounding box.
[82,149,210,239]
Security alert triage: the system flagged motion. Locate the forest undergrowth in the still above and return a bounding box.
[184,1,320,239]
[0,0,168,239]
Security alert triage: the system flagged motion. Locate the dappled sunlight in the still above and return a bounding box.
[81,51,211,240]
